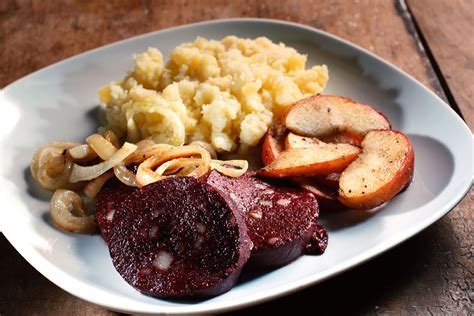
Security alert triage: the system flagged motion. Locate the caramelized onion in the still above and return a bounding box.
[113,164,138,187]
[31,141,80,191]
[124,141,173,165]
[210,159,248,177]
[50,189,97,233]
[103,130,120,148]
[69,142,137,183]
[154,158,201,176]
[86,134,117,160]
[68,144,97,162]
[83,171,114,199]
[136,146,211,186]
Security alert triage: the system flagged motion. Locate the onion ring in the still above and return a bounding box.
[50,189,97,233]
[86,134,117,160]
[154,158,201,176]
[210,159,248,177]
[68,144,97,162]
[69,142,137,183]
[136,146,211,186]
[124,141,173,165]
[103,130,120,148]
[83,170,114,199]
[113,164,138,187]
[31,141,80,191]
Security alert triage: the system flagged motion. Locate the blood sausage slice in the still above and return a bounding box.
[202,171,327,268]
[106,176,251,298]
[96,178,138,243]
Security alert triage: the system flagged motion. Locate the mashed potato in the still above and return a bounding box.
[99,36,328,152]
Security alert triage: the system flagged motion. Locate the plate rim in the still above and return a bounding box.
[1,18,472,314]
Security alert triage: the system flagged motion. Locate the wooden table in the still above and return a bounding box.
[1,1,472,314]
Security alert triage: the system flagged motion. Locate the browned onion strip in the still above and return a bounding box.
[136,146,211,186]
[69,142,137,183]
[86,134,117,160]
[210,159,249,177]
[68,144,98,162]
[124,141,173,165]
[155,158,201,176]
[31,141,80,191]
[113,164,138,187]
[50,189,97,233]
[103,130,120,148]
[83,170,114,199]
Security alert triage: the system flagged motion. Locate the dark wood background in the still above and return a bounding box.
[1,0,472,314]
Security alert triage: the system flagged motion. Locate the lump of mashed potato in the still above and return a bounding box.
[99,36,328,152]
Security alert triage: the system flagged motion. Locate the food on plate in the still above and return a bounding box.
[29,34,415,300]
[96,179,138,243]
[284,132,321,149]
[258,144,361,178]
[320,131,364,147]
[50,189,97,233]
[202,170,327,268]
[260,123,287,166]
[31,141,81,191]
[107,176,252,298]
[338,130,414,209]
[283,95,390,138]
[294,178,344,211]
[314,172,341,190]
[32,132,248,233]
[259,94,414,211]
[99,36,328,152]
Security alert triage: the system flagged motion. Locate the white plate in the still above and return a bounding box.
[0,19,472,314]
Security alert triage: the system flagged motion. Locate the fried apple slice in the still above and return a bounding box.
[295,178,344,211]
[257,144,361,178]
[261,124,287,166]
[320,131,364,147]
[314,172,341,190]
[284,132,321,150]
[338,130,414,210]
[284,95,391,138]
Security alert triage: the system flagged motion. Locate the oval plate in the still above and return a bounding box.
[0,19,472,314]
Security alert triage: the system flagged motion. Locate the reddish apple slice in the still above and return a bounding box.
[257,144,361,178]
[296,178,344,211]
[320,131,364,147]
[283,95,391,138]
[314,172,341,190]
[338,130,414,210]
[261,124,287,166]
[284,132,321,150]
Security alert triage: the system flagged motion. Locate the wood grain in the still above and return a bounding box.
[0,0,444,97]
[407,0,474,129]
[0,0,471,315]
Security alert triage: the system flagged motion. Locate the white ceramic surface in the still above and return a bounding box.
[0,19,472,314]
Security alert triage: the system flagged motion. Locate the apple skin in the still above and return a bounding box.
[283,94,391,139]
[314,173,341,190]
[260,124,287,166]
[294,178,344,211]
[284,132,321,150]
[338,130,414,210]
[258,145,361,178]
[320,131,364,147]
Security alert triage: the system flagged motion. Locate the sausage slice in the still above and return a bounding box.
[96,179,138,243]
[202,171,327,268]
[105,176,252,298]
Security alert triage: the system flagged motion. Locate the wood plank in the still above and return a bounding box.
[0,0,470,315]
[0,0,444,98]
[407,0,474,129]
